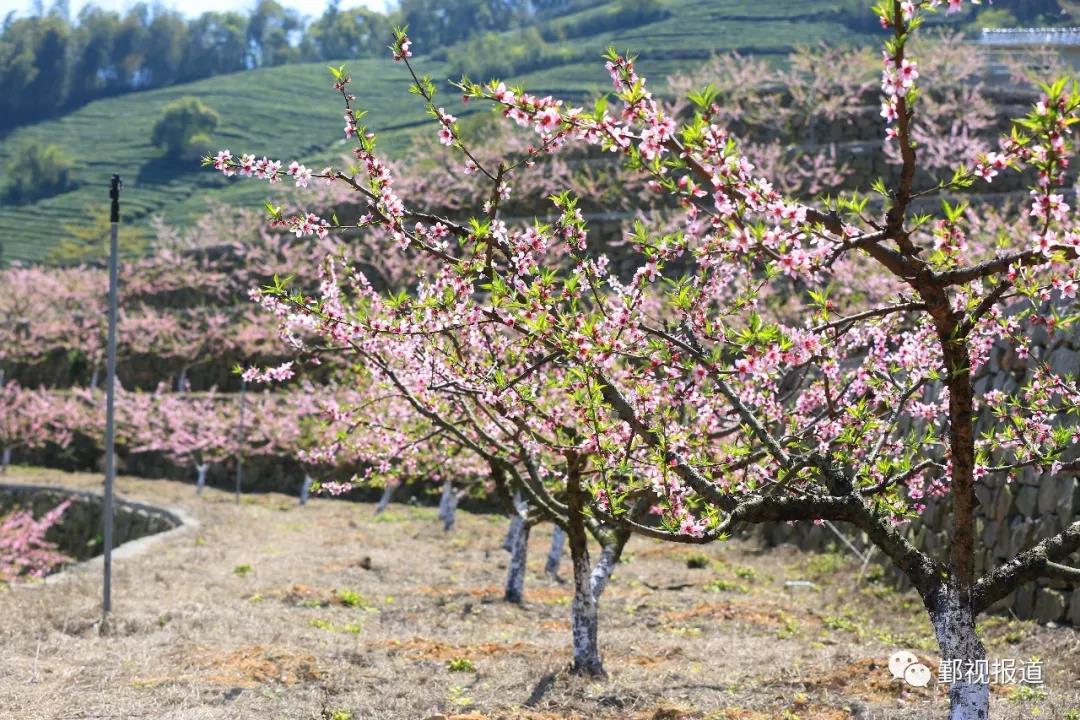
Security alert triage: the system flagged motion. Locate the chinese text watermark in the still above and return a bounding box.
[888,650,1044,688]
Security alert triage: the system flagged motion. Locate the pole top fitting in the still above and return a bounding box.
[109,175,121,223]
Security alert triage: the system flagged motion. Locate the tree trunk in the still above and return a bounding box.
[503,517,517,551]
[176,366,188,392]
[1,447,10,474]
[502,490,526,550]
[503,515,520,551]
[375,481,397,514]
[569,536,602,675]
[566,457,604,676]
[932,585,989,720]
[590,542,619,600]
[90,366,99,391]
[944,342,977,592]
[300,474,313,505]
[504,518,530,604]
[437,476,457,532]
[195,463,209,494]
[546,526,566,579]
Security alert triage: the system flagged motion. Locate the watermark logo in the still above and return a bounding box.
[888,650,1045,687]
[938,658,1044,686]
[889,650,932,687]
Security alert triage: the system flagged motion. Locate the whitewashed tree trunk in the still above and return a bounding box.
[545,526,566,579]
[589,542,619,599]
[437,476,457,531]
[195,463,209,494]
[300,474,313,505]
[375,482,397,514]
[569,537,602,675]
[176,367,189,392]
[504,519,530,604]
[502,490,526,551]
[932,585,990,720]
[437,477,450,519]
[502,515,520,551]
[90,366,100,390]
[566,461,604,676]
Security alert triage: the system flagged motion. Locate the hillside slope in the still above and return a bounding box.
[0,58,445,263]
[0,0,883,264]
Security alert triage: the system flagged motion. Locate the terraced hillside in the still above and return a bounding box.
[0,0,885,264]
[0,59,445,263]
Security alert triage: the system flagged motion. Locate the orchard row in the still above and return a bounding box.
[205,2,1080,706]
[4,4,1079,711]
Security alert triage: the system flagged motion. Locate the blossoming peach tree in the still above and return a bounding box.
[0,497,73,583]
[211,1,1080,716]
[252,265,641,668]
[0,381,73,472]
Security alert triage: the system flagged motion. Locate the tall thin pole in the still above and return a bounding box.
[235,378,246,505]
[103,174,121,616]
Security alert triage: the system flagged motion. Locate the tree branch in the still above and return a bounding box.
[639,325,792,468]
[972,520,1080,613]
[937,246,1078,287]
[594,370,736,512]
[1044,561,1080,583]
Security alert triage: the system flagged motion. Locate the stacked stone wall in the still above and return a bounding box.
[759,329,1080,625]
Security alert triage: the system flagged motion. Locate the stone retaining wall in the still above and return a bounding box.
[759,330,1080,626]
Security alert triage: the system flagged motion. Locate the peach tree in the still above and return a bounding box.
[210,1,1080,716]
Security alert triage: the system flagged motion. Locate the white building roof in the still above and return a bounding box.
[980,27,1080,46]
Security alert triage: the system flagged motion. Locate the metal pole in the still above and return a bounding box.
[103,174,121,617]
[235,378,246,505]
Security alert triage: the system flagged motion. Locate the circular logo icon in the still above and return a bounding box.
[903,662,932,688]
[888,650,919,680]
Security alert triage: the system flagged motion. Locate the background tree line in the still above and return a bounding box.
[2,0,1069,134]
[0,0,593,131]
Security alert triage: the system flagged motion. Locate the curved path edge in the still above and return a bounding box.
[1,482,200,587]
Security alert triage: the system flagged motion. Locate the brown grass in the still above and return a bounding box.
[801,658,927,703]
[1,466,1078,720]
[417,584,572,604]
[194,644,323,686]
[660,599,811,629]
[377,638,541,661]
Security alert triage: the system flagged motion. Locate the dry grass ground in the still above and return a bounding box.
[1,466,1078,720]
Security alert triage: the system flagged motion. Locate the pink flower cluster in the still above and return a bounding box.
[0,498,73,583]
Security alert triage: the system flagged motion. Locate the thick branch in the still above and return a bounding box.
[849,500,946,603]
[972,520,1080,613]
[937,246,1078,287]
